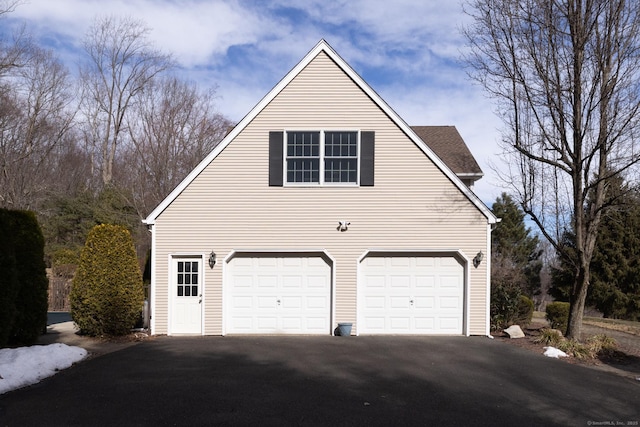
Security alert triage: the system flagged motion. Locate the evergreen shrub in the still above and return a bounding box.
[0,209,48,346]
[515,295,534,327]
[0,210,19,347]
[71,224,144,336]
[8,210,49,344]
[490,282,521,330]
[546,301,570,334]
[51,248,80,278]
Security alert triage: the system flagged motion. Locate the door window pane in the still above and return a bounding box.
[177,260,200,297]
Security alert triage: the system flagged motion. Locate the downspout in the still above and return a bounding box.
[146,222,156,335]
[486,220,500,339]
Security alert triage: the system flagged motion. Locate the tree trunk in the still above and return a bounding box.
[566,266,589,339]
[101,155,112,185]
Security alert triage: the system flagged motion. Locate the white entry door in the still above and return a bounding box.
[359,255,464,335]
[226,255,331,334]
[171,258,202,334]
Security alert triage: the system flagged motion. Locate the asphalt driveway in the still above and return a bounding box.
[1,336,638,426]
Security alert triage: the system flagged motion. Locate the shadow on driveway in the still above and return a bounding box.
[1,336,638,426]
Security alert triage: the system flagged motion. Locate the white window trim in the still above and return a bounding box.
[283,129,361,187]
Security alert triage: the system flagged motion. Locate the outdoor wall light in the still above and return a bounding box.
[208,251,216,269]
[337,221,350,232]
[473,251,484,268]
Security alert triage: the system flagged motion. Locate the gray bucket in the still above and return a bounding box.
[336,322,353,336]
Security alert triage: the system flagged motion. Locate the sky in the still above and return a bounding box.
[1,0,505,205]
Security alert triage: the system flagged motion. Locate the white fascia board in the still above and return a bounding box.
[457,172,485,179]
[144,39,497,225]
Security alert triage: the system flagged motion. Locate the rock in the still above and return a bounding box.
[504,325,525,339]
[543,346,568,358]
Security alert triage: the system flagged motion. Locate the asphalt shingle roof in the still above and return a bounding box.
[411,126,483,177]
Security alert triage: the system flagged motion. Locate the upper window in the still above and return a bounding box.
[286,130,359,185]
[287,131,320,183]
[269,130,373,187]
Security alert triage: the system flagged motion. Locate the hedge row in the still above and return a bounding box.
[0,209,49,347]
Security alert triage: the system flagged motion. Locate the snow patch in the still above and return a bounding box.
[0,343,87,394]
[543,346,568,358]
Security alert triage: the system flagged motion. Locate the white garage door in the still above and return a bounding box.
[226,255,331,334]
[359,255,464,335]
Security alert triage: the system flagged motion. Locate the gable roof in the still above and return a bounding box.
[144,40,497,225]
[411,126,483,179]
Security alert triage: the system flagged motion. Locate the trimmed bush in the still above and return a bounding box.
[514,295,534,327]
[9,210,49,345]
[0,210,19,347]
[71,224,144,336]
[0,209,48,346]
[546,301,570,334]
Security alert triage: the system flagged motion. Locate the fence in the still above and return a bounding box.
[47,267,74,312]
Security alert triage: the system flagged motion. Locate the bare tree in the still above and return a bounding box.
[79,16,173,186]
[464,0,640,338]
[0,0,20,16]
[122,76,233,216]
[45,131,93,196]
[0,1,30,82]
[0,46,75,209]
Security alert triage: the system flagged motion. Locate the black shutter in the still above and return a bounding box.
[269,131,284,186]
[360,131,375,186]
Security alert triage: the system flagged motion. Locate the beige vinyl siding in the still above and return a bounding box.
[152,52,490,335]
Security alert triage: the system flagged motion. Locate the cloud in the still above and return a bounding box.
[6,0,470,81]
[2,0,503,203]
[141,2,281,67]
[8,0,276,66]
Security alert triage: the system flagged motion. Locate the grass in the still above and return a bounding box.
[533,311,640,336]
[532,311,546,320]
[583,317,640,336]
